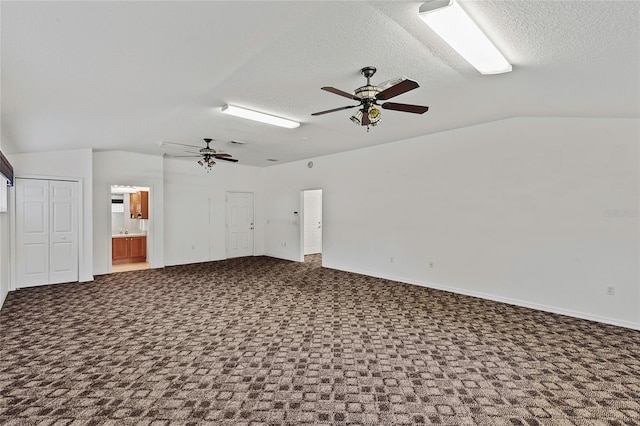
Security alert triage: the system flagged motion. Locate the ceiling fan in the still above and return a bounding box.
[311,66,429,130]
[162,138,238,172]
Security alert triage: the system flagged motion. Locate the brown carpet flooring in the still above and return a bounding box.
[1,255,639,425]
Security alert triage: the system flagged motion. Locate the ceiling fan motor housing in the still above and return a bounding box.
[354,85,381,101]
[200,138,217,155]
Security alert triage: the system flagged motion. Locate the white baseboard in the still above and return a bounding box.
[265,253,300,263]
[324,263,640,331]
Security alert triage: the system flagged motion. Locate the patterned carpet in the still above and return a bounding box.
[1,255,639,425]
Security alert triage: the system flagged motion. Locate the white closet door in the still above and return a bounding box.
[15,178,79,288]
[16,179,50,287]
[49,180,78,284]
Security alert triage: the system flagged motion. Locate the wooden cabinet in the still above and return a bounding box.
[129,191,149,219]
[129,236,146,260]
[112,236,147,265]
[129,193,139,218]
[112,237,130,263]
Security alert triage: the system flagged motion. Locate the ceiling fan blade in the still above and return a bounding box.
[164,154,201,158]
[213,153,232,158]
[311,105,359,116]
[362,111,371,126]
[376,79,419,100]
[215,157,239,163]
[161,141,203,150]
[321,87,359,100]
[381,102,429,114]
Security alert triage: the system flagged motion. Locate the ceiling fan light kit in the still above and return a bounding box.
[312,66,429,130]
[198,157,216,172]
[368,107,382,125]
[418,0,512,75]
[350,110,364,125]
[221,104,300,129]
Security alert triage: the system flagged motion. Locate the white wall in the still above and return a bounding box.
[163,157,265,266]
[0,203,8,309]
[264,117,640,329]
[7,149,94,283]
[0,138,9,308]
[0,0,5,309]
[93,151,164,275]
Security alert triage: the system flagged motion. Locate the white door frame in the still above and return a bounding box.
[10,175,83,291]
[298,188,323,263]
[106,183,154,274]
[226,191,255,258]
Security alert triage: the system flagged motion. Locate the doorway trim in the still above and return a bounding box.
[299,188,323,263]
[106,183,154,274]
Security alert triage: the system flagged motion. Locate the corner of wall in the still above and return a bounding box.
[0,215,7,308]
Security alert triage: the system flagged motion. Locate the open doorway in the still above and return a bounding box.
[110,185,150,273]
[302,189,322,264]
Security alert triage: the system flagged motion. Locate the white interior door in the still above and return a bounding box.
[16,178,78,288]
[49,180,78,284]
[16,179,49,287]
[303,190,323,255]
[226,192,254,258]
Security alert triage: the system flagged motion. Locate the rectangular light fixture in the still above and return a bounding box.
[221,104,300,129]
[418,0,512,75]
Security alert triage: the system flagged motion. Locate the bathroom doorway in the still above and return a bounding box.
[110,185,150,273]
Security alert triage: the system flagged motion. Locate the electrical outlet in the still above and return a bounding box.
[429,261,434,269]
[606,286,615,296]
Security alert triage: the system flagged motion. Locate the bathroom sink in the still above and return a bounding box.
[112,232,146,238]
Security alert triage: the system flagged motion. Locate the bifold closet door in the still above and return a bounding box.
[49,180,78,284]
[15,178,78,288]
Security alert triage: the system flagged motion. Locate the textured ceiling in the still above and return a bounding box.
[1,1,638,167]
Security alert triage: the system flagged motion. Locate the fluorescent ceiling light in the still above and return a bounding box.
[221,104,300,129]
[418,0,512,75]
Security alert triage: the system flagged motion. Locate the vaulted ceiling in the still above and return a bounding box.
[2,1,638,166]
